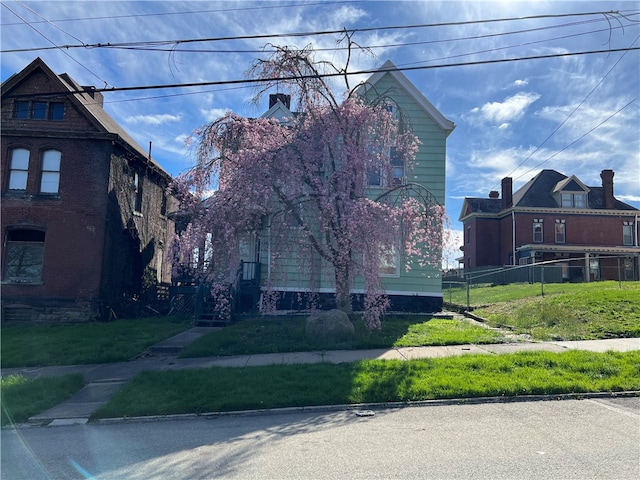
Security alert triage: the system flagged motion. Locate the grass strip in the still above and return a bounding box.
[1,374,85,426]
[1,316,192,368]
[92,350,640,419]
[446,281,640,341]
[180,317,504,358]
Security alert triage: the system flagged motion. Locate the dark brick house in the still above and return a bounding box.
[459,169,639,281]
[1,58,176,321]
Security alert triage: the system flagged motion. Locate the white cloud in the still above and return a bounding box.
[498,123,510,130]
[125,114,182,125]
[475,92,541,124]
[513,79,528,87]
[200,108,229,122]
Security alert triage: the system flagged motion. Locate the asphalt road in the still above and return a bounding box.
[2,397,638,479]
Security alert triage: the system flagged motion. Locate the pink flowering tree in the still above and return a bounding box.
[171,45,445,328]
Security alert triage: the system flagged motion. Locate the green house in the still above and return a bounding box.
[236,61,455,314]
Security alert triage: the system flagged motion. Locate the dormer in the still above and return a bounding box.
[552,175,590,208]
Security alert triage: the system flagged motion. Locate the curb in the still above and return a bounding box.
[92,390,640,426]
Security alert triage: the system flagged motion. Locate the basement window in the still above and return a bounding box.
[3,229,45,283]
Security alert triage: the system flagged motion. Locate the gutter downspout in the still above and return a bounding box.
[512,210,516,265]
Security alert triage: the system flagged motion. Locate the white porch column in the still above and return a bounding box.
[585,253,590,282]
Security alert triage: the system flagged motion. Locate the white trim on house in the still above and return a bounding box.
[355,60,456,136]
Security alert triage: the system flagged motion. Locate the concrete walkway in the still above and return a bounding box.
[2,326,638,426]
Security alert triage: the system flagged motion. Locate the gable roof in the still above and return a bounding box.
[260,98,296,123]
[552,175,590,194]
[1,57,170,180]
[357,60,456,136]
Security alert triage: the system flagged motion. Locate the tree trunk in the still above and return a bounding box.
[334,262,353,314]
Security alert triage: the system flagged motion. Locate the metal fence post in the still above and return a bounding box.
[466,280,470,310]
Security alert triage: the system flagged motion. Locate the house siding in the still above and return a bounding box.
[262,67,451,312]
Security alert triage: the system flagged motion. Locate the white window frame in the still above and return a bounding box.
[533,219,543,243]
[8,148,30,191]
[561,192,586,208]
[40,149,61,194]
[622,222,633,246]
[555,220,566,244]
[378,244,400,277]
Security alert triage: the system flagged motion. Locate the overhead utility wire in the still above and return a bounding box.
[517,98,637,179]
[40,17,618,55]
[2,10,634,54]
[16,1,86,45]
[1,2,111,87]
[500,33,640,188]
[9,46,639,97]
[0,1,357,26]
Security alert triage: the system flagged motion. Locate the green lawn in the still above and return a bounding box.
[92,350,640,419]
[180,316,505,358]
[1,374,85,426]
[446,281,640,340]
[1,316,192,368]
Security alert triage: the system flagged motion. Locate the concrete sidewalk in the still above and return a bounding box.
[2,328,638,426]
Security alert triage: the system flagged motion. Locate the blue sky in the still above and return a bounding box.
[2,1,639,266]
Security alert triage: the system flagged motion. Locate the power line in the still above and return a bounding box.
[3,10,636,54]
[1,1,112,88]
[11,46,634,97]
[6,16,618,56]
[8,46,640,99]
[0,1,361,26]
[498,33,640,189]
[514,98,638,182]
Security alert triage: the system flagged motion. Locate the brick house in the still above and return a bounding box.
[459,169,639,281]
[1,57,176,322]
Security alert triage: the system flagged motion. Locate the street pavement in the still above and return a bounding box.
[1,321,638,426]
[2,397,639,479]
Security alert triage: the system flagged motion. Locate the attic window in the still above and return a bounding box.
[561,193,586,208]
[14,100,65,121]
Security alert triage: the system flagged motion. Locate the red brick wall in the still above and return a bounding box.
[2,66,176,321]
[1,135,112,312]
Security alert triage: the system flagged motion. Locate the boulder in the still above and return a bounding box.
[305,309,355,345]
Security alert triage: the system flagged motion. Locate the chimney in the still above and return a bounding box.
[489,191,499,199]
[501,177,513,209]
[600,169,615,209]
[82,86,104,107]
[269,93,291,109]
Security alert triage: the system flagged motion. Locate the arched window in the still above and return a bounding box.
[3,229,46,283]
[8,148,30,191]
[40,150,61,194]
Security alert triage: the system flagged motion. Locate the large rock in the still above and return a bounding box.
[305,309,355,345]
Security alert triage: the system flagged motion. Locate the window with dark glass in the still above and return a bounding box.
[49,102,64,120]
[15,101,29,119]
[4,229,45,283]
[13,101,65,120]
[623,223,634,246]
[134,172,143,212]
[8,148,30,190]
[32,102,47,119]
[555,220,566,243]
[390,147,404,186]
